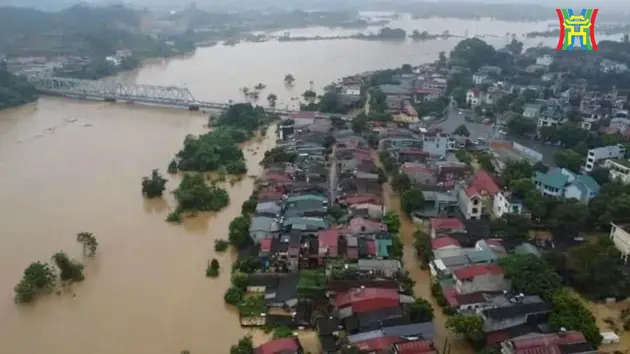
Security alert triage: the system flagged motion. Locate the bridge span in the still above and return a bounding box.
[27,76,296,115]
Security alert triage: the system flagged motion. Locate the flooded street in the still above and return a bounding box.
[0,17,611,354]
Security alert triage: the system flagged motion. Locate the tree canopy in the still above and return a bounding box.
[499,254,561,300]
[141,169,168,198]
[548,290,602,347]
[383,211,401,234]
[401,188,425,215]
[176,128,246,172]
[228,215,251,247]
[446,314,484,342]
[14,261,57,303]
[408,297,434,323]
[174,174,230,213]
[0,63,38,109]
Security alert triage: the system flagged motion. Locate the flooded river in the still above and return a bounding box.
[0,18,614,354]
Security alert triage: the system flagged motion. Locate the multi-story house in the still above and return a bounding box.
[610,222,630,263]
[456,170,501,220]
[522,103,542,119]
[531,168,600,202]
[604,159,630,184]
[492,190,524,218]
[453,264,508,295]
[537,105,565,129]
[584,144,626,172]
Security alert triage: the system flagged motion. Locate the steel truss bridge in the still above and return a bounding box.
[27,76,295,114]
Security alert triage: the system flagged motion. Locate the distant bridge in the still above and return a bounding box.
[26,76,296,115]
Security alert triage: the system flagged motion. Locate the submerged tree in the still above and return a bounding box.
[267,93,277,107]
[14,261,57,303]
[206,258,220,277]
[141,169,168,198]
[76,232,99,257]
[167,159,178,174]
[52,252,84,283]
[284,74,295,85]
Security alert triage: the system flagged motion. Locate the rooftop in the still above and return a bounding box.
[431,236,461,250]
[254,338,300,354]
[454,264,503,280]
[465,169,500,198]
[430,218,465,231]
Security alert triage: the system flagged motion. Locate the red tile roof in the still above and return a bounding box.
[509,331,587,353]
[318,229,340,257]
[254,338,299,354]
[400,148,430,156]
[430,218,465,231]
[262,173,292,184]
[350,217,385,232]
[465,169,500,198]
[469,88,481,97]
[341,194,382,206]
[454,264,504,281]
[393,339,435,354]
[355,335,403,352]
[336,288,400,313]
[431,236,461,250]
[258,189,284,201]
[260,237,273,252]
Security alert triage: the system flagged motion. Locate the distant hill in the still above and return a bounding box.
[0,5,158,57]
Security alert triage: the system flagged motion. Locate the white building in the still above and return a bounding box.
[492,191,523,218]
[604,159,630,184]
[466,88,481,107]
[105,56,121,67]
[610,222,630,263]
[473,73,488,85]
[584,144,626,172]
[457,170,500,220]
[535,54,554,67]
[342,85,361,96]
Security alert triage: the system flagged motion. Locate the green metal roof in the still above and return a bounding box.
[533,168,572,190]
[515,243,542,258]
[466,248,497,263]
[375,239,392,258]
[286,194,327,203]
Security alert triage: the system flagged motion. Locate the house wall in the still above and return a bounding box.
[604,159,630,184]
[610,223,630,263]
[512,142,543,163]
[585,144,626,172]
[563,184,584,201]
[493,192,522,218]
[455,273,507,294]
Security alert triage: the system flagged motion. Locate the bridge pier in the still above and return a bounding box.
[104,97,116,103]
[188,105,200,111]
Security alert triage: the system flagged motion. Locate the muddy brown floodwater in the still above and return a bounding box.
[0,97,277,354]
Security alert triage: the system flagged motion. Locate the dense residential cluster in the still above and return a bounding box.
[224,112,441,354]
[225,37,630,354]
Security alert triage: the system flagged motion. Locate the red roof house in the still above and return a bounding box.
[336,288,400,313]
[429,218,465,238]
[254,338,300,354]
[465,169,500,198]
[350,217,386,235]
[454,264,504,281]
[393,339,436,354]
[355,335,403,352]
[503,331,590,354]
[431,236,461,250]
[318,229,340,258]
[340,194,382,207]
[453,264,507,295]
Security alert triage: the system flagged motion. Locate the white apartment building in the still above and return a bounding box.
[584,144,626,172]
[610,222,630,263]
[604,159,630,184]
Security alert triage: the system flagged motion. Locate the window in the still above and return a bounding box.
[472,208,479,214]
[473,199,479,205]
